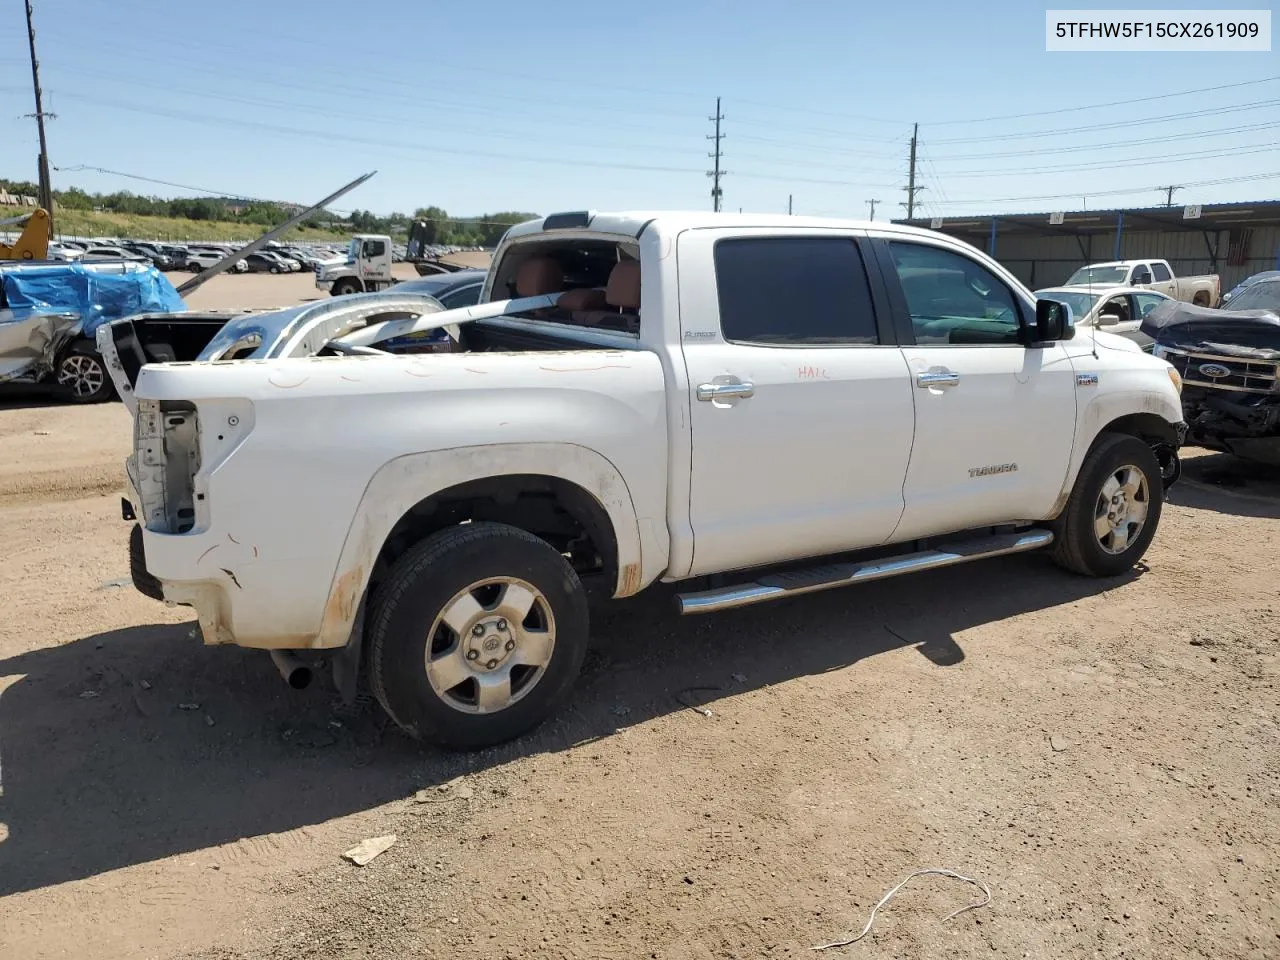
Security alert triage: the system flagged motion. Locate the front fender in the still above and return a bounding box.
[1056,382,1184,513]
[311,442,652,649]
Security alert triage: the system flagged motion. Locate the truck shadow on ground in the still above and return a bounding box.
[1170,451,1280,519]
[0,555,1140,896]
[0,384,72,409]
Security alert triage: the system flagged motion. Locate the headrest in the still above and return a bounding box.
[557,287,608,311]
[515,256,565,297]
[605,259,641,310]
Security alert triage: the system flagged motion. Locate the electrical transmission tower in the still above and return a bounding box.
[707,97,726,213]
[866,199,880,221]
[900,122,925,219]
[1161,185,1182,207]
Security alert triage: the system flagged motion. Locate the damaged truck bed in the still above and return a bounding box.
[1142,296,1280,465]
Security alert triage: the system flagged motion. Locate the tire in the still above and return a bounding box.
[189,263,203,273]
[331,279,361,296]
[56,341,116,404]
[1192,293,1209,307]
[368,522,590,749]
[1050,433,1163,577]
[270,266,280,274]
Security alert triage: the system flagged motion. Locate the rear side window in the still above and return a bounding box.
[713,236,879,344]
[1152,262,1172,282]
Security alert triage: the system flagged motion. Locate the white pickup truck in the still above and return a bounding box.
[1065,259,1220,307]
[100,211,1188,748]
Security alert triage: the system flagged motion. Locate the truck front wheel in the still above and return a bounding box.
[367,522,590,749]
[331,278,361,296]
[1050,433,1164,577]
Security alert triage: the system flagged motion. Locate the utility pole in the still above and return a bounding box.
[900,122,925,219]
[707,97,726,213]
[1162,185,1181,207]
[787,194,792,215]
[24,0,55,231]
[866,199,880,221]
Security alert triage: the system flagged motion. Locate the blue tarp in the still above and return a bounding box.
[1,262,185,335]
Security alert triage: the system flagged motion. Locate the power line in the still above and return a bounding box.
[41,20,1280,130]
[934,142,1278,179]
[928,98,1280,144]
[925,119,1280,162]
[925,171,1280,207]
[926,74,1280,125]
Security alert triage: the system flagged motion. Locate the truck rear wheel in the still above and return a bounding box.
[367,522,589,749]
[1050,433,1163,577]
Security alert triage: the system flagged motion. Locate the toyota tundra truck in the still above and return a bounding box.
[99,211,1188,748]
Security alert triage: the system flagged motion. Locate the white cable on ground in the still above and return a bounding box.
[812,868,992,951]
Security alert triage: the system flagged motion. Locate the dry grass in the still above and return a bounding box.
[51,209,351,243]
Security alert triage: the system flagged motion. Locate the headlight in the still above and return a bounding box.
[1167,366,1183,395]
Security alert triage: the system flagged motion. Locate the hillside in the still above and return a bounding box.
[46,209,352,243]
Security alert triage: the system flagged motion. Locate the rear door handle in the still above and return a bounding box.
[697,381,755,402]
[916,369,960,388]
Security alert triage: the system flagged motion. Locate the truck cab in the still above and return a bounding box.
[314,233,394,296]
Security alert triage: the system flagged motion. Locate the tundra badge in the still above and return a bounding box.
[969,463,1018,478]
[1076,373,1099,386]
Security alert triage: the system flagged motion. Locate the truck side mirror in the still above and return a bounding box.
[1132,271,1151,285]
[1032,298,1073,342]
[1097,312,1121,327]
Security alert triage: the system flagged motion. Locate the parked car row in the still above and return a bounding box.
[43,236,350,275]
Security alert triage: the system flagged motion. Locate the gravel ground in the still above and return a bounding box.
[0,276,1276,959]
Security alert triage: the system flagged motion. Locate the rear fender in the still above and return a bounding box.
[312,442,645,649]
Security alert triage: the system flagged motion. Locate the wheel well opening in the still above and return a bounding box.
[1101,413,1181,485]
[371,474,619,600]
[1102,413,1177,447]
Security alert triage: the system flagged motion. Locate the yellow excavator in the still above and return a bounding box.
[0,207,51,261]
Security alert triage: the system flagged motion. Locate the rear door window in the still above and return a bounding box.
[1151,262,1172,282]
[712,236,880,344]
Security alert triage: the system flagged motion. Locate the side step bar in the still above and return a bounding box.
[675,530,1055,615]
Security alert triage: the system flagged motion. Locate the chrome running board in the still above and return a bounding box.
[675,530,1054,615]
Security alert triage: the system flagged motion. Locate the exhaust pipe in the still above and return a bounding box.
[269,650,313,690]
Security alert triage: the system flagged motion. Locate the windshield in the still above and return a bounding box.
[1065,265,1129,286]
[1037,290,1099,320]
[1225,280,1280,312]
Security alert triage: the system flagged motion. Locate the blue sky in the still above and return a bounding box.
[1,0,1276,219]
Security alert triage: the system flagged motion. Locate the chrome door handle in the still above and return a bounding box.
[697,381,755,402]
[916,369,960,388]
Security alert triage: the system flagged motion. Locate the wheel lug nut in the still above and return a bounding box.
[505,639,515,651]
[472,624,485,637]
[466,650,479,661]
[486,659,498,669]
[497,619,508,631]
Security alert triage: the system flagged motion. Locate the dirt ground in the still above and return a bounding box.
[1,280,1277,958]
[180,259,467,312]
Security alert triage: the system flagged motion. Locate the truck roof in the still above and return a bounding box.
[1078,260,1165,269]
[503,210,966,243]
